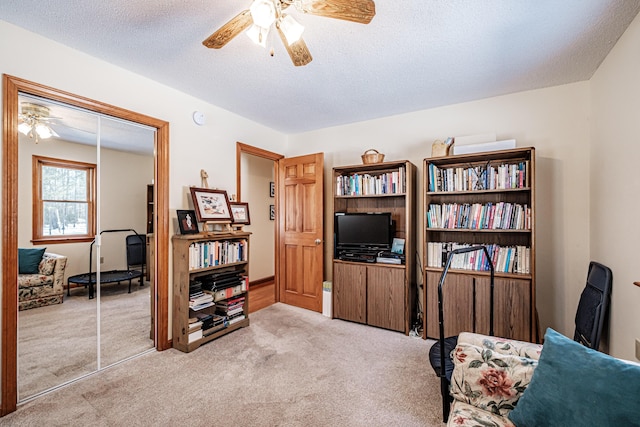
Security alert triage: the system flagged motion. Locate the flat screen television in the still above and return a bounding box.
[334,212,393,253]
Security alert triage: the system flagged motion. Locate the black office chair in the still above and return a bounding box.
[574,261,612,350]
[428,245,495,423]
[126,233,147,286]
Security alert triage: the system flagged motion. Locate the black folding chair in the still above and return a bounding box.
[428,245,494,423]
[574,261,612,350]
[126,233,147,285]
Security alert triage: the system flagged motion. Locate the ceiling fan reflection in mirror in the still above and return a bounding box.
[203,0,376,66]
[18,102,60,143]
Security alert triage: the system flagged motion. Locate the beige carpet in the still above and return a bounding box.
[6,303,444,426]
[18,280,154,400]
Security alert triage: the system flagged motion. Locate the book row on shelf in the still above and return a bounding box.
[188,239,248,270]
[187,284,247,343]
[428,160,529,192]
[426,242,531,274]
[335,167,406,196]
[427,202,531,230]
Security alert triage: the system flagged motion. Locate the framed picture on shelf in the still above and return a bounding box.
[270,181,275,198]
[177,209,199,234]
[230,202,251,225]
[189,187,232,222]
[269,204,275,221]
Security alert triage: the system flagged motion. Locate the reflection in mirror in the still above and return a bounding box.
[17,93,155,401]
[97,114,155,368]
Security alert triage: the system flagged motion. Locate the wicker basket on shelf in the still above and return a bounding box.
[361,149,385,164]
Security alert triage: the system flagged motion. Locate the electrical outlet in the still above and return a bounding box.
[100,256,104,264]
[636,339,640,361]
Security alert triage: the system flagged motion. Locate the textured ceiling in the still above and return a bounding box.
[2,0,640,134]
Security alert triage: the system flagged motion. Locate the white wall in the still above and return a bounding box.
[288,82,592,351]
[590,13,640,361]
[18,136,153,278]
[241,153,275,281]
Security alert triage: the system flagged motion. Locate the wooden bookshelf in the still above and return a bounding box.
[332,160,416,334]
[172,231,250,352]
[423,147,537,342]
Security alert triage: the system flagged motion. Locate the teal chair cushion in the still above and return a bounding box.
[18,248,46,274]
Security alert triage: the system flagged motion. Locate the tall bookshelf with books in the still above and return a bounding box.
[332,160,416,334]
[172,231,250,352]
[423,147,537,342]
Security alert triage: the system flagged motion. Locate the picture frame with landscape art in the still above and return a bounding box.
[230,202,251,225]
[189,187,232,223]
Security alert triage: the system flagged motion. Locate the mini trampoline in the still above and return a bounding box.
[67,229,146,299]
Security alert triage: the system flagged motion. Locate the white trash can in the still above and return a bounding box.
[322,281,332,317]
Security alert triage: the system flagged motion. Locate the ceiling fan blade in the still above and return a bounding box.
[300,0,375,24]
[277,26,313,66]
[202,9,253,49]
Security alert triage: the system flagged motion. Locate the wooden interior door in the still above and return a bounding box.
[278,153,324,312]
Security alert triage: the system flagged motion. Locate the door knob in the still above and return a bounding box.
[315,239,322,245]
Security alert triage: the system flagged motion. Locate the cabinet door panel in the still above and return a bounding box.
[476,277,531,341]
[367,266,405,332]
[426,271,474,339]
[333,263,367,323]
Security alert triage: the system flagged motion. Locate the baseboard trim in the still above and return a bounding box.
[250,276,275,290]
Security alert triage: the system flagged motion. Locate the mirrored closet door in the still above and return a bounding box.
[17,93,155,401]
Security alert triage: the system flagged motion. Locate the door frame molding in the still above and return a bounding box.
[1,75,171,416]
[236,142,283,302]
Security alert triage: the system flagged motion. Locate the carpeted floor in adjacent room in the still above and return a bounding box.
[5,303,444,426]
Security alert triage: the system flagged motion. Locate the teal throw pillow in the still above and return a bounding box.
[18,247,46,274]
[508,328,640,426]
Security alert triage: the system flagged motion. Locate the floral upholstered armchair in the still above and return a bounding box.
[446,332,542,427]
[18,252,68,311]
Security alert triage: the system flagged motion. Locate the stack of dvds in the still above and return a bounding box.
[189,279,214,311]
[215,296,245,325]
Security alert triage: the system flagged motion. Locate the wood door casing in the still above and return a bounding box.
[278,153,324,312]
[1,75,170,416]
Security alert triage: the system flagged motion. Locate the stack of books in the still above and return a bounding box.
[189,280,214,311]
[216,296,246,325]
[187,317,203,343]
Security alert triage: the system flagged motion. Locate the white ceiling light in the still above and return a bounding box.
[246,0,305,50]
[18,103,59,143]
[246,23,270,47]
[279,14,304,45]
[249,0,276,28]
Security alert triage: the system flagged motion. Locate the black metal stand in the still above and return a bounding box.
[430,245,494,423]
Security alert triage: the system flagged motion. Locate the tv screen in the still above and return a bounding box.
[334,212,393,252]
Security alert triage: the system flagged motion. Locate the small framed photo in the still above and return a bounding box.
[269,204,275,221]
[177,210,199,234]
[269,181,275,198]
[189,187,232,223]
[230,202,251,225]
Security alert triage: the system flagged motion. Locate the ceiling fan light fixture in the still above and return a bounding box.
[249,0,277,29]
[18,122,32,136]
[34,123,58,139]
[279,14,304,45]
[246,23,270,47]
[18,102,59,142]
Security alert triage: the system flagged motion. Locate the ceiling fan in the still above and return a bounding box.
[203,0,376,66]
[18,102,60,143]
